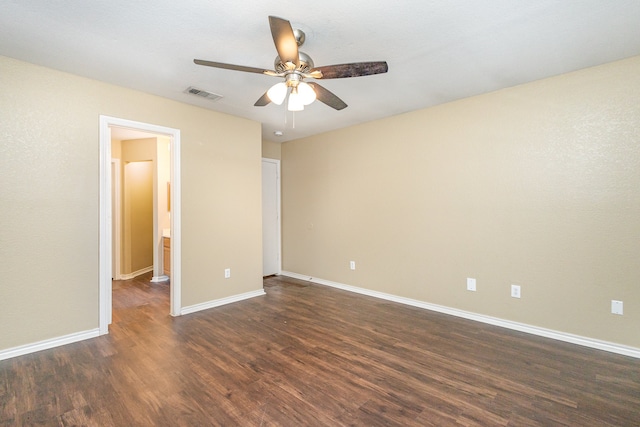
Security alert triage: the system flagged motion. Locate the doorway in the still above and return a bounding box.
[112,130,170,282]
[99,116,182,335]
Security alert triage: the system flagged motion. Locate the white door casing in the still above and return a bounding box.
[99,115,182,334]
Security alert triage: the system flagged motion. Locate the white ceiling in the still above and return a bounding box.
[2,1,640,143]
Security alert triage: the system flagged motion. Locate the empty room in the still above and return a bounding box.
[1,1,640,425]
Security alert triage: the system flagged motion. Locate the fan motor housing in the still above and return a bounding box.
[274,51,314,74]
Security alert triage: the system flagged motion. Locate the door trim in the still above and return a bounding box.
[99,116,182,335]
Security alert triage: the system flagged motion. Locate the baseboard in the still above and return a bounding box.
[280,271,640,359]
[150,275,169,283]
[0,328,101,361]
[181,289,266,316]
[120,266,154,280]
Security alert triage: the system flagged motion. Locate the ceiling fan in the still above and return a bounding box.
[194,16,388,111]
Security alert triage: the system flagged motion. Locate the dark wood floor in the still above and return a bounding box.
[1,274,639,426]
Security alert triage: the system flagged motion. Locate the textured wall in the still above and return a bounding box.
[123,161,153,273]
[282,56,640,348]
[120,138,156,275]
[262,140,282,160]
[0,56,263,351]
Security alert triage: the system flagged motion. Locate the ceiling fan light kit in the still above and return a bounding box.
[287,88,304,111]
[267,82,287,105]
[297,82,316,105]
[266,73,316,111]
[194,15,388,113]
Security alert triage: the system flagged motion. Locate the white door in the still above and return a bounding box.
[262,159,280,276]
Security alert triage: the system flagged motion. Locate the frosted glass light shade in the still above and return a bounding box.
[267,82,287,105]
[287,90,304,111]
[298,82,316,105]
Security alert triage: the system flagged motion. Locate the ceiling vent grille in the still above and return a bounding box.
[184,86,223,102]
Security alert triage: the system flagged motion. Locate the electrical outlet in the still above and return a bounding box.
[611,300,623,315]
[511,284,521,299]
[224,268,231,279]
[467,278,476,291]
[350,261,356,270]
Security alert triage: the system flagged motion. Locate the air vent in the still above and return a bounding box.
[184,86,223,102]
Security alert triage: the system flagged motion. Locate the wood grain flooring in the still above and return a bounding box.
[1,273,639,426]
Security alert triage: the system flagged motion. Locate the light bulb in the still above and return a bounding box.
[297,82,316,105]
[287,89,304,111]
[266,82,287,105]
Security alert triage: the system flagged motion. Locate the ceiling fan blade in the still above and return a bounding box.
[312,61,388,79]
[254,91,271,107]
[307,82,347,110]
[194,59,271,75]
[268,16,299,69]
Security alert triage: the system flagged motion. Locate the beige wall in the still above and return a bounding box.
[112,139,122,158]
[121,138,156,275]
[124,160,154,272]
[0,55,263,351]
[157,136,171,233]
[282,56,640,348]
[262,140,281,160]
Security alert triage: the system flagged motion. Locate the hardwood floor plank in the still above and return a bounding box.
[1,273,639,425]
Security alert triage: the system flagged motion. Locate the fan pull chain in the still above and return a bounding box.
[282,109,295,129]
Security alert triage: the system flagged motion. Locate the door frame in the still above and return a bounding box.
[99,115,182,334]
[262,158,282,276]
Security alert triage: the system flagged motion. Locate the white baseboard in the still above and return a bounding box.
[120,266,154,280]
[280,271,640,359]
[0,328,101,361]
[181,289,266,316]
[150,275,169,283]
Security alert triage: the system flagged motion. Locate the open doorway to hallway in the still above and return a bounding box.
[99,116,182,335]
[110,127,170,283]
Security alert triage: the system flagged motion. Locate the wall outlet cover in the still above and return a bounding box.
[611,300,623,315]
[511,284,521,298]
[467,278,476,291]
